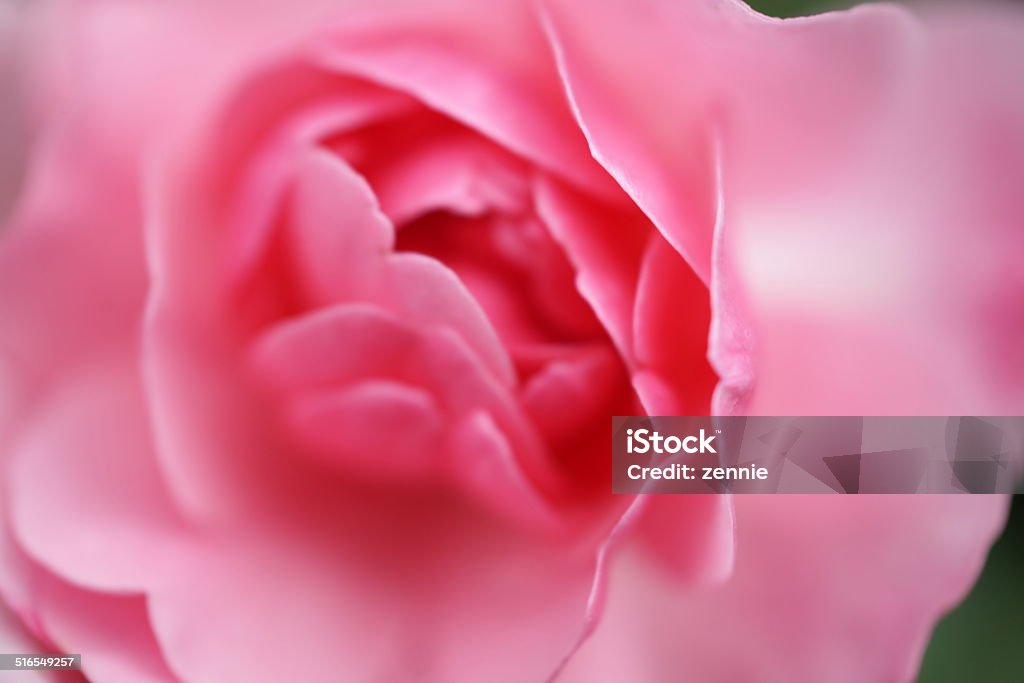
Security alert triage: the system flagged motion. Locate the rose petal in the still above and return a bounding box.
[0,529,172,683]
[540,0,917,284]
[633,236,716,415]
[29,575,178,683]
[0,126,146,397]
[222,73,415,280]
[147,510,595,683]
[250,303,561,507]
[0,598,85,683]
[315,0,613,195]
[559,495,1006,683]
[709,5,1024,416]
[286,379,445,481]
[288,149,516,385]
[520,345,622,442]
[8,358,183,593]
[635,494,735,584]
[383,252,515,387]
[333,110,530,224]
[534,175,650,361]
[0,2,30,227]
[446,410,561,530]
[287,147,394,305]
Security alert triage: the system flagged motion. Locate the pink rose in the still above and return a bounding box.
[1,0,1021,681]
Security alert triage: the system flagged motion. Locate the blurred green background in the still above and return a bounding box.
[744,1,1024,681]
[749,0,859,14]
[918,501,1024,683]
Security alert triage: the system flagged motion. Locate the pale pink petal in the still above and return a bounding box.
[383,252,515,387]
[541,6,1024,681]
[28,576,178,683]
[314,0,613,194]
[0,530,173,683]
[249,303,426,391]
[543,0,1024,417]
[540,0,916,283]
[146,513,595,683]
[0,598,84,683]
[221,74,416,280]
[286,148,395,305]
[560,496,1006,683]
[141,297,272,521]
[7,357,184,593]
[263,147,518,384]
[0,125,146,396]
[707,5,1024,416]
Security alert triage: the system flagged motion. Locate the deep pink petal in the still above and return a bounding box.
[632,236,716,415]
[534,175,650,361]
[249,303,561,510]
[333,110,530,224]
[285,379,445,481]
[635,494,735,584]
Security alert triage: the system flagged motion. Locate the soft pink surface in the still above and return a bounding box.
[0,1,1021,682]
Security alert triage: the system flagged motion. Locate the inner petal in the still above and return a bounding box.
[395,210,605,352]
[394,208,637,490]
[328,109,531,225]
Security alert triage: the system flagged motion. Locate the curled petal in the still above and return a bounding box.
[559,496,1007,683]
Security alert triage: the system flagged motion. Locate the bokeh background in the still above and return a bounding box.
[746,1,1024,680]
[918,501,1024,682]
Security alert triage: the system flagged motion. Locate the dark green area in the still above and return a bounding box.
[917,500,1024,683]
[742,0,1024,680]
[747,0,1024,18]
[745,0,846,17]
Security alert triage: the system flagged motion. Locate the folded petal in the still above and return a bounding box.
[147,510,595,683]
[27,576,178,683]
[0,598,85,683]
[314,0,611,194]
[708,4,1024,415]
[540,0,916,283]
[7,357,184,593]
[560,495,1007,683]
[534,175,650,361]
